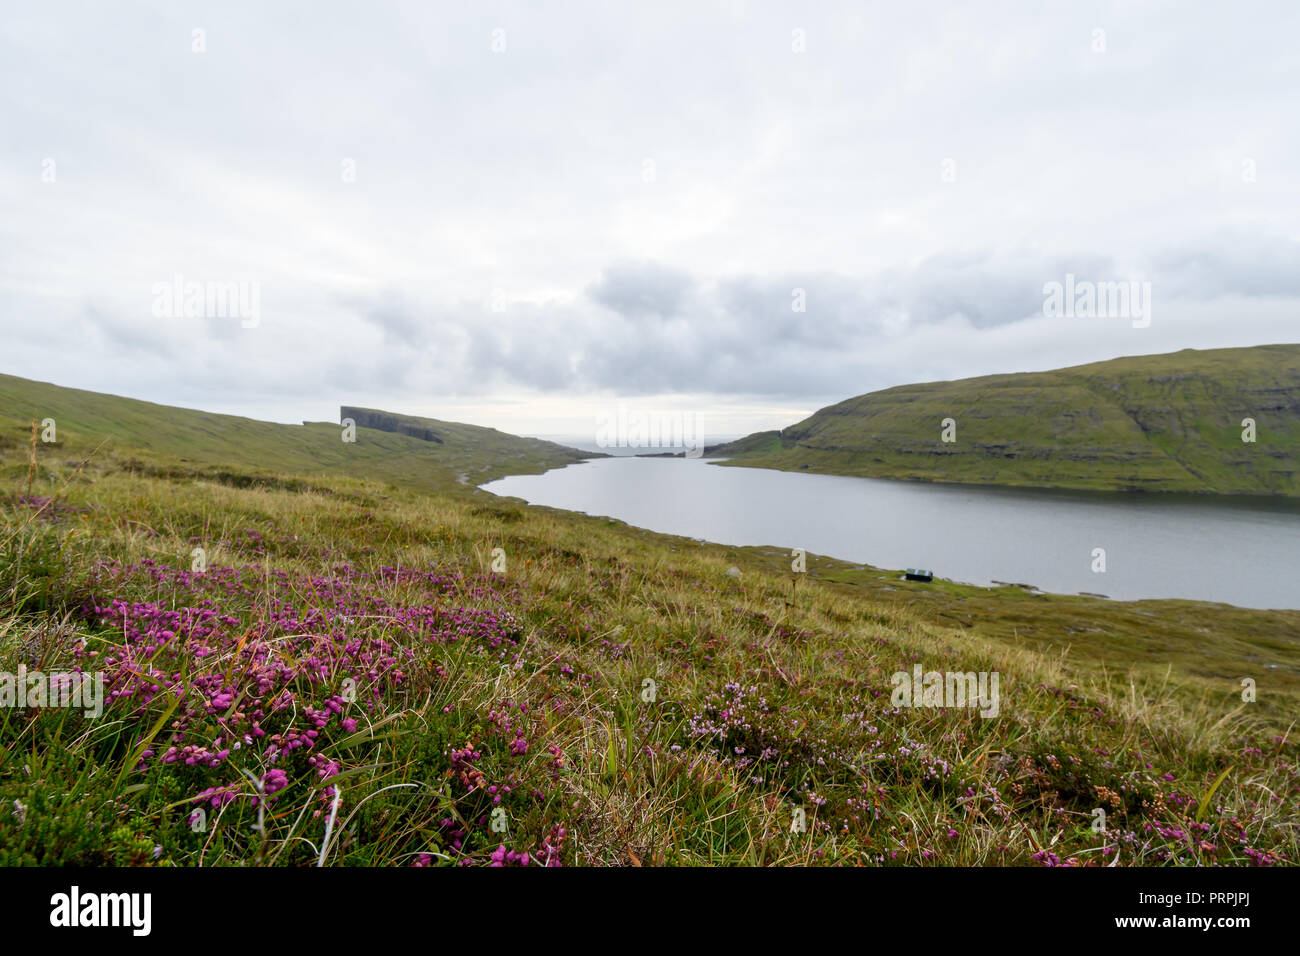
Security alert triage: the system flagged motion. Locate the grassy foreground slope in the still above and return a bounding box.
[710,345,1300,496]
[0,377,1296,866]
[0,373,592,493]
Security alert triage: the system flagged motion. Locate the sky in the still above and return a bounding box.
[2,1,1298,443]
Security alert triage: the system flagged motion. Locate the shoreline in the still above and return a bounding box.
[480,462,1300,613]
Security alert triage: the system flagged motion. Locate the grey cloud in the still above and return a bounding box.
[886,253,1119,329]
[462,312,578,393]
[1152,233,1300,299]
[84,305,178,357]
[361,296,427,347]
[338,233,1300,400]
[587,262,696,320]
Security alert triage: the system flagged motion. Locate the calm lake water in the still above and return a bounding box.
[482,457,1300,610]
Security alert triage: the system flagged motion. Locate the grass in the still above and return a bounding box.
[709,344,1300,496]
[0,372,592,495]
[0,410,1295,866]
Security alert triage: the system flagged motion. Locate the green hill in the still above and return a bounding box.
[0,373,593,492]
[709,345,1300,496]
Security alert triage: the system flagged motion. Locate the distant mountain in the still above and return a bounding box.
[707,345,1300,496]
[0,374,594,492]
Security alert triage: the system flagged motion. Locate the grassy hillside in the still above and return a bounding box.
[0,373,592,493]
[0,375,1295,867]
[709,345,1300,496]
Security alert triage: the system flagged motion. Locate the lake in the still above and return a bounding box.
[481,457,1300,609]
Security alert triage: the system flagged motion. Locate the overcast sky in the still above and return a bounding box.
[2,1,1298,441]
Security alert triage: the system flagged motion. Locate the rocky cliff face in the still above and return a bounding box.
[340,407,443,444]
